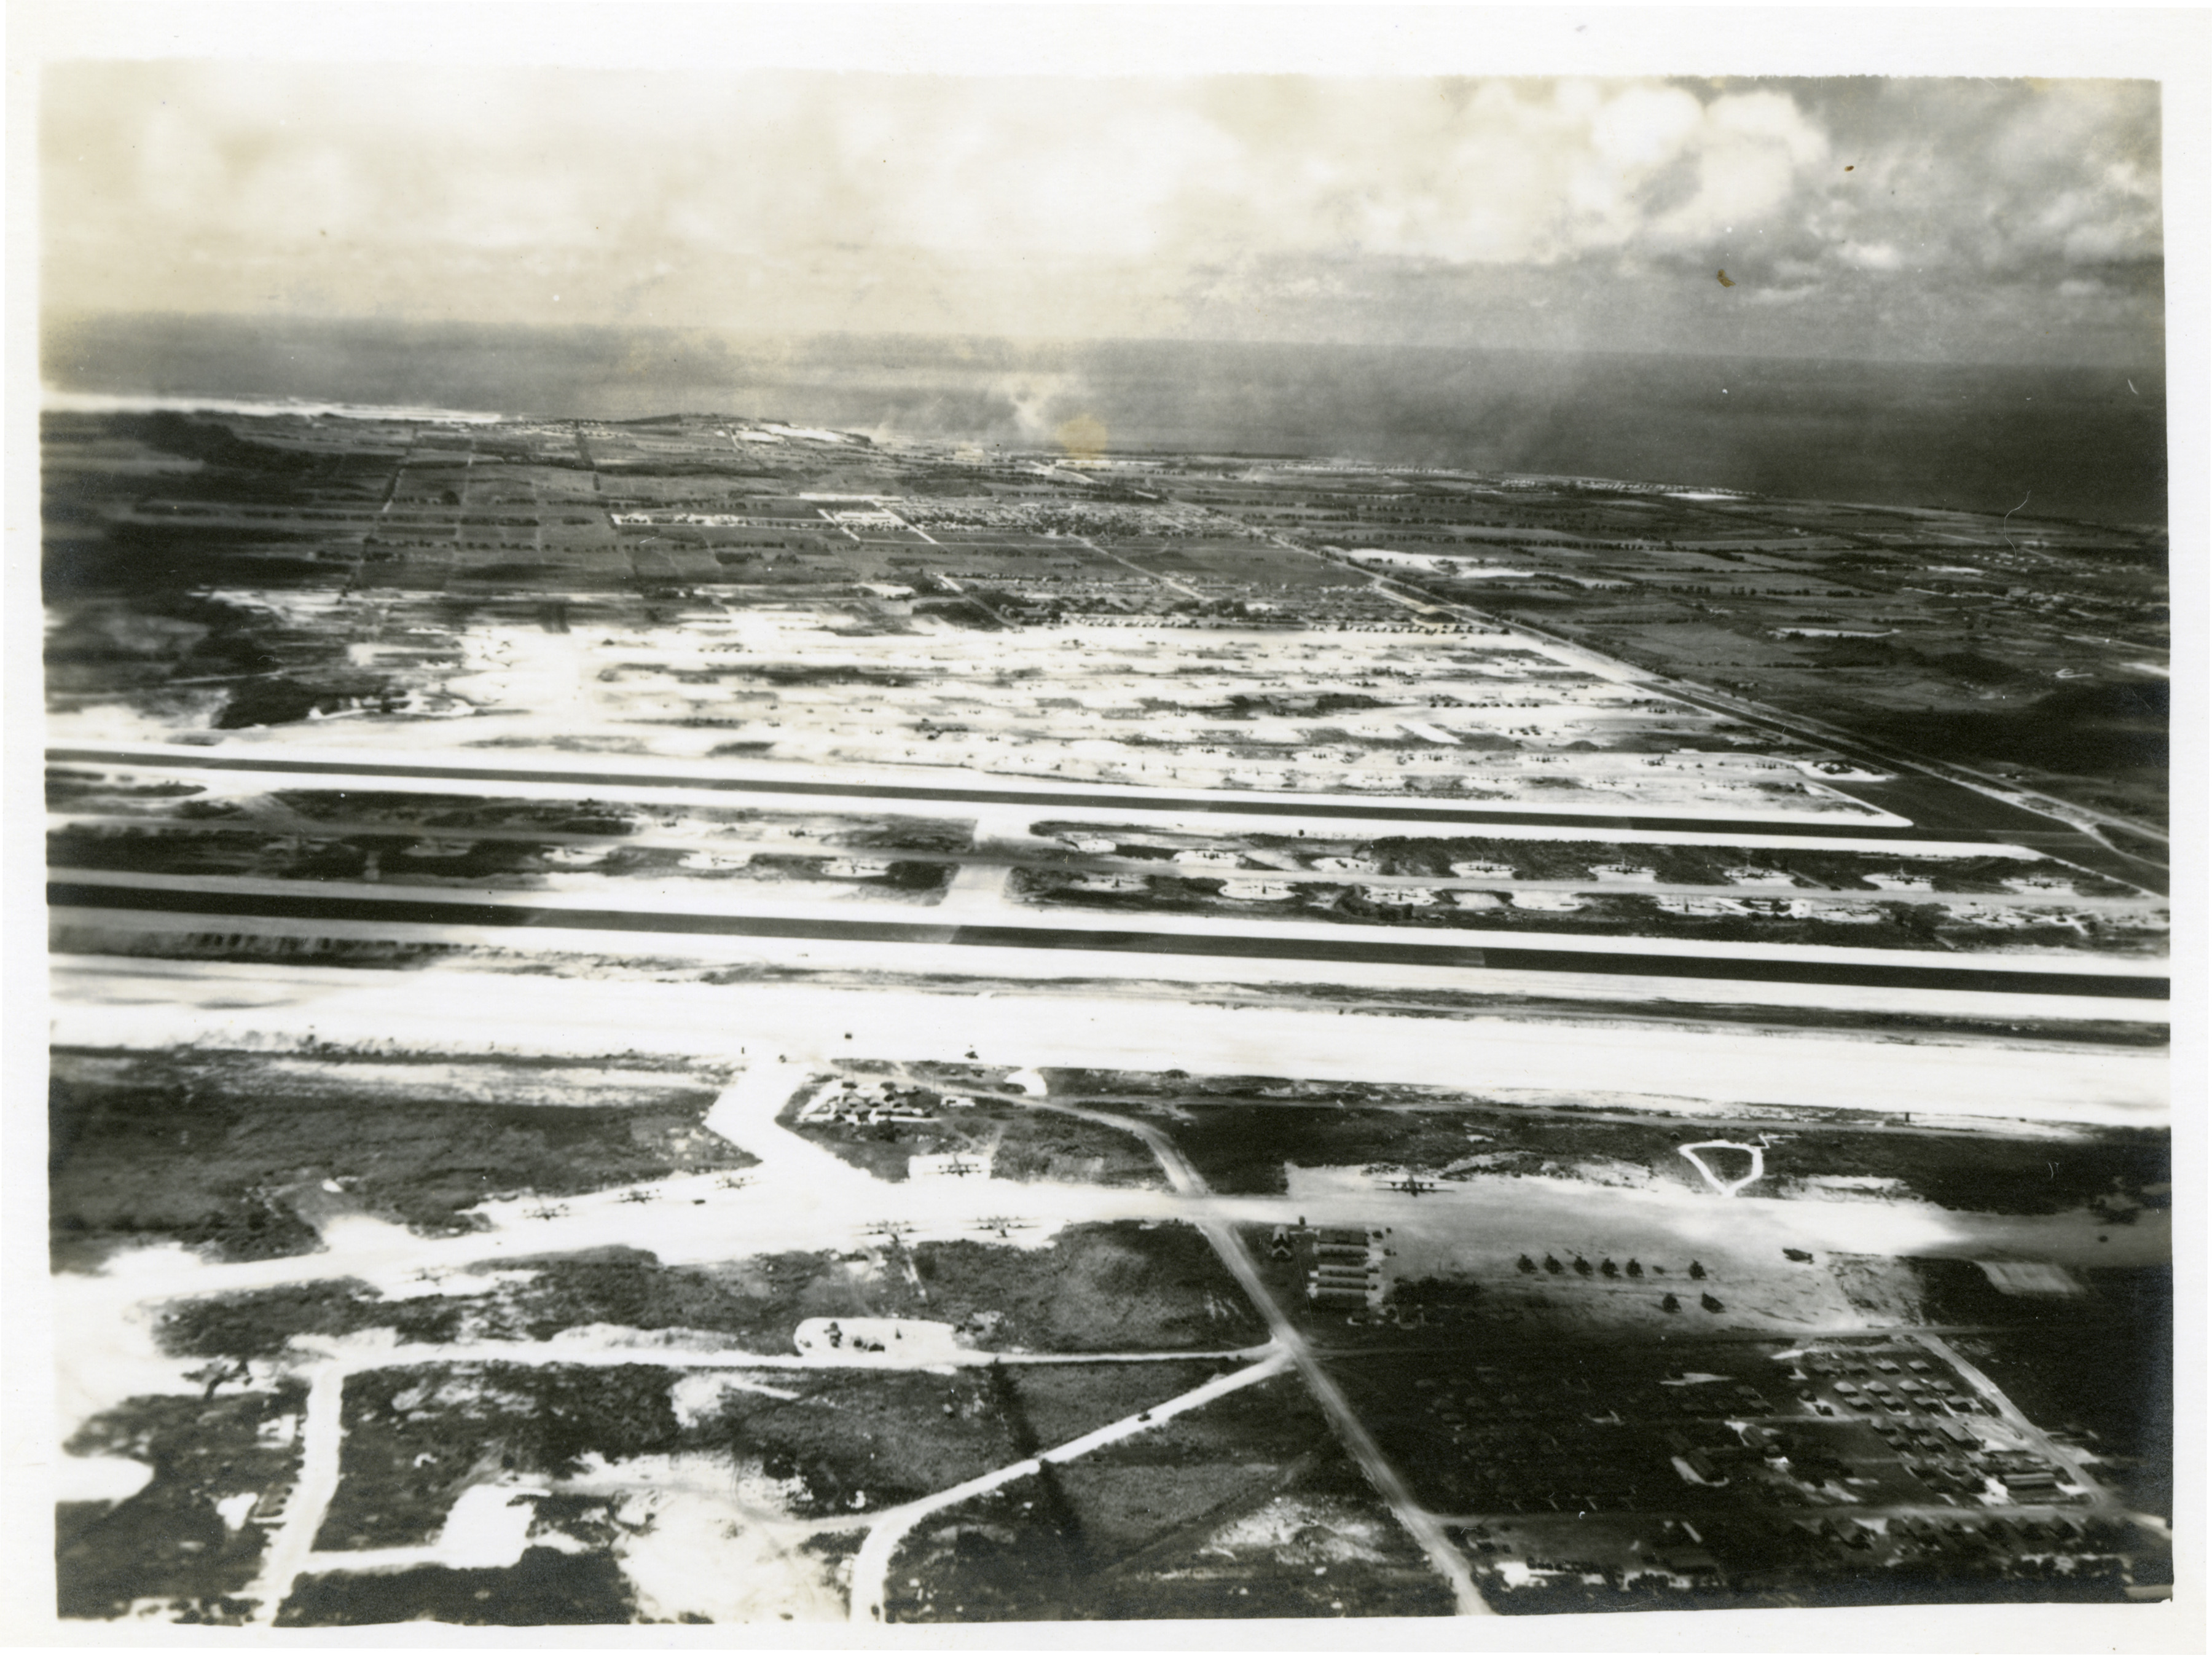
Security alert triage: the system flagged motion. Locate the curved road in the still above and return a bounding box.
[943,1074,1491,1616]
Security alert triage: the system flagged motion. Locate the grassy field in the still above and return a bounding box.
[315,1362,686,1550]
[1055,1083,2170,1217]
[998,1361,1226,1451]
[277,1550,633,1627]
[305,1354,1262,1563]
[49,1048,747,1269]
[156,1248,928,1359]
[1051,1370,1335,1555]
[157,1222,1261,1361]
[58,1380,308,1622]
[886,1376,1454,1621]
[312,1357,1033,1544]
[700,1368,1019,1519]
[912,1224,1263,1353]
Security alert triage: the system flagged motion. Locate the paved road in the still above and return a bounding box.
[986,1082,1491,1615]
[245,1365,345,1627]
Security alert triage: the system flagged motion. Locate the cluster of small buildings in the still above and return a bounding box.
[794,1076,975,1129]
[1479,1519,1721,1592]
[1801,1348,1986,1419]
[1277,1225,1389,1309]
[1478,1504,2146,1605]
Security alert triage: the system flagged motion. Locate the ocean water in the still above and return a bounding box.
[44,313,2168,527]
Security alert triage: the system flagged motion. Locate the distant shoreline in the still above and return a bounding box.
[41,389,508,425]
[39,313,2170,526]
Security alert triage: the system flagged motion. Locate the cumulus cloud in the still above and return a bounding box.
[41,66,2160,363]
[1837,242,1906,272]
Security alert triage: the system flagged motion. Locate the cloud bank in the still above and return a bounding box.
[42,67,2162,364]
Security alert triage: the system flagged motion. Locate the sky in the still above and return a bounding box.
[41,64,2164,366]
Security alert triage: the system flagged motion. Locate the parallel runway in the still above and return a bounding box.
[47,739,2168,1021]
[49,878,2166,1002]
[47,742,1956,841]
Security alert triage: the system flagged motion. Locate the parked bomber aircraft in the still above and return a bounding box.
[1380,1170,1440,1197]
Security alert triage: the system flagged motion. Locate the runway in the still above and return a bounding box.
[49,877,2166,1002]
[49,958,2170,1124]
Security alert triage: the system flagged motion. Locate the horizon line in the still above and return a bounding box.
[39,307,2170,381]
